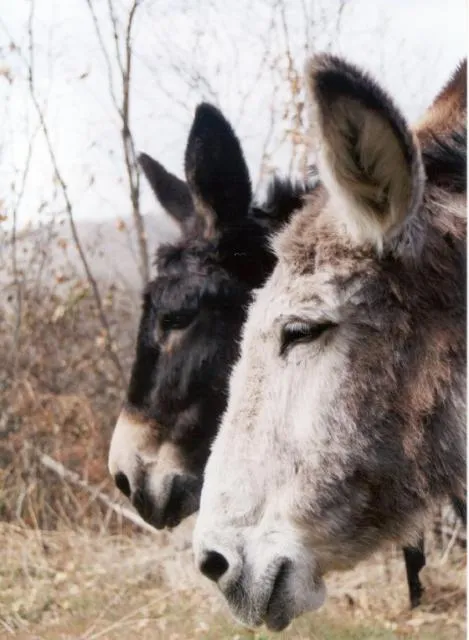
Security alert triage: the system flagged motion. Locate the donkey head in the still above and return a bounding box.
[108,103,308,529]
[194,56,466,631]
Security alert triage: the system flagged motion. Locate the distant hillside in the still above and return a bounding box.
[0,209,181,295]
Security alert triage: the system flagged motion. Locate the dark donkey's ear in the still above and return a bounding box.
[139,153,195,227]
[184,103,252,238]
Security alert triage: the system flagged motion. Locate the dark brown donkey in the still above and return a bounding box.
[108,103,308,524]
[107,102,462,608]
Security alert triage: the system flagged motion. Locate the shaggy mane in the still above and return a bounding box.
[422,126,467,194]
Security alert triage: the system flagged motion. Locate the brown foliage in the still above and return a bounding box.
[0,278,136,531]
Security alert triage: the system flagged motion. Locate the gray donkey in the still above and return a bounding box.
[194,56,466,631]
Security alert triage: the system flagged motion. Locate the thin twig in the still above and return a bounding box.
[82,589,189,640]
[34,448,157,535]
[26,1,125,385]
[440,521,463,564]
[121,0,149,285]
[85,0,149,286]
[9,123,41,369]
[84,0,120,110]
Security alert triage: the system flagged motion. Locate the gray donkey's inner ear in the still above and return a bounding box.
[139,152,195,225]
[304,54,424,249]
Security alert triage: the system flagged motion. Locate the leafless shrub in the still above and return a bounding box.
[0,266,136,530]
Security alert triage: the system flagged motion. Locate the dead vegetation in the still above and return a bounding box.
[0,518,465,639]
[0,270,135,532]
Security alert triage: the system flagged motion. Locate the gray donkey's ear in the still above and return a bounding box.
[305,54,424,249]
[139,153,194,226]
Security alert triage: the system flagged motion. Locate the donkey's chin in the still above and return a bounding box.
[225,560,327,632]
[266,572,326,631]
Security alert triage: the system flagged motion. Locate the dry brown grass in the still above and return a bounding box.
[0,518,465,640]
[0,277,135,531]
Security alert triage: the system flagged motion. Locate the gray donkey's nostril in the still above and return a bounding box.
[199,550,230,582]
[114,471,131,498]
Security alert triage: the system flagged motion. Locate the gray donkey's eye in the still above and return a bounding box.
[280,320,336,356]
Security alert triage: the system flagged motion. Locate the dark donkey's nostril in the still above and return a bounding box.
[199,550,229,583]
[114,471,131,498]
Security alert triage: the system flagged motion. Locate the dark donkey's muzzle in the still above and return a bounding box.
[132,471,202,529]
[109,410,202,529]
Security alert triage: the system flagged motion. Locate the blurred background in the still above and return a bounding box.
[0,1,466,638]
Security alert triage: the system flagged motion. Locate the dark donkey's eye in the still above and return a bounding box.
[280,320,336,356]
[160,309,197,332]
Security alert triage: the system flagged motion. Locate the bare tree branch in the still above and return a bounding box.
[84,0,120,110]
[85,0,149,286]
[107,0,125,77]
[121,0,149,286]
[35,448,157,535]
[9,123,41,368]
[27,0,125,385]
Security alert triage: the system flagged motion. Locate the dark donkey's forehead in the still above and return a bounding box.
[147,241,247,314]
[146,275,202,314]
[156,237,218,274]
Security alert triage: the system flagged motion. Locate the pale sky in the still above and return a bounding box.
[0,0,466,232]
